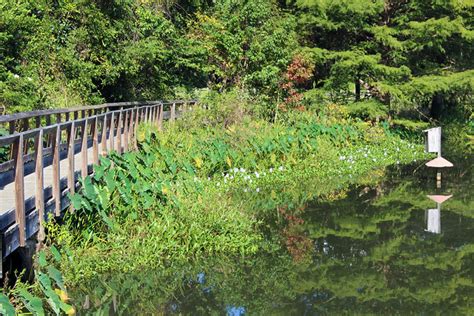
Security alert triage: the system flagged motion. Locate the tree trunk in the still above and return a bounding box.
[430,93,444,119]
[355,78,361,101]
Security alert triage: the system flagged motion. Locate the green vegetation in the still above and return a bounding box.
[1,103,428,313]
[0,248,74,315]
[1,0,473,314]
[1,0,472,120]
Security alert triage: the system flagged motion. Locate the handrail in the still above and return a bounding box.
[0,100,196,129]
[0,100,196,261]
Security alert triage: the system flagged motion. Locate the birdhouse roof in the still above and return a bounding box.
[425,157,454,168]
[427,194,453,204]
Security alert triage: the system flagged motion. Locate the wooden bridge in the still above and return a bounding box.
[0,100,195,275]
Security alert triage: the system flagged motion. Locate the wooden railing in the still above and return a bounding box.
[0,100,196,262]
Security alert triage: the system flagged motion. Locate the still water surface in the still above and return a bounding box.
[78,154,473,315]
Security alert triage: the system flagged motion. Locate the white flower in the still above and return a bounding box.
[363,153,367,157]
[207,177,211,181]
[244,188,248,192]
[256,188,260,193]
[255,172,260,178]
[233,168,239,173]
[240,168,246,173]
[339,156,345,160]
[269,168,274,173]
[396,160,400,164]
[13,74,19,79]
[372,158,376,162]
[278,166,284,171]
[216,182,220,187]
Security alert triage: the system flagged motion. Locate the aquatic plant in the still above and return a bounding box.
[1,247,74,315]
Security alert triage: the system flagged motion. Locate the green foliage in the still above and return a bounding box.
[1,0,472,119]
[294,0,473,113]
[346,99,388,121]
[43,107,429,288]
[1,249,74,315]
[186,0,298,94]
[0,0,201,112]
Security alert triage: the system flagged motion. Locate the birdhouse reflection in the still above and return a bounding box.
[425,195,452,234]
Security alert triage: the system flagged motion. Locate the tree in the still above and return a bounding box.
[293,0,474,116]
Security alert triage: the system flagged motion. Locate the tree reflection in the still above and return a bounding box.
[71,161,473,314]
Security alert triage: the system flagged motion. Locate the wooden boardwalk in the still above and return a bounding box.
[0,101,193,273]
[0,132,124,215]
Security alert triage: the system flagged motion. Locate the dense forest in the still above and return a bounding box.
[1,1,473,314]
[1,0,473,120]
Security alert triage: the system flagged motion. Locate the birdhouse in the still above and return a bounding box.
[423,126,453,168]
[425,195,452,234]
[423,127,441,156]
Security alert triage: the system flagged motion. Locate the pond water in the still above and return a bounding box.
[76,153,473,315]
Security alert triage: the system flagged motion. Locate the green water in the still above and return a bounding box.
[75,154,473,315]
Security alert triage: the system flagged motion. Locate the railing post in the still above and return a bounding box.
[34,130,45,242]
[154,105,159,127]
[13,134,26,247]
[67,122,76,199]
[158,104,163,130]
[117,109,123,154]
[45,115,51,147]
[101,115,108,157]
[134,108,139,149]
[92,117,99,164]
[124,110,130,152]
[81,120,89,179]
[9,121,15,159]
[109,112,115,152]
[51,126,61,216]
[171,103,176,122]
[22,118,29,155]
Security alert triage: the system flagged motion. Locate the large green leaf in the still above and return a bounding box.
[18,288,45,316]
[0,293,15,316]
[47,266,66,292]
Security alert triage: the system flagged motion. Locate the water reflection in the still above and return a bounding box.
[71,157,473,315]
[426,194,452,234]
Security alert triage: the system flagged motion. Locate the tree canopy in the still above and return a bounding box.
[1,0,472,118]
